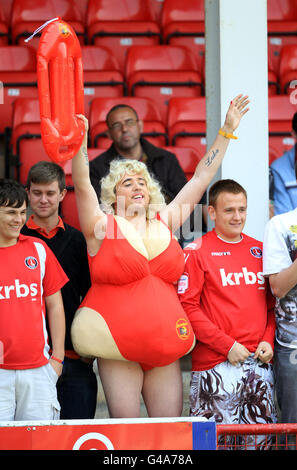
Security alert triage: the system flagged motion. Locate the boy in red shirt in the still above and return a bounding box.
[178,179,276,449]
[0,179,68,421]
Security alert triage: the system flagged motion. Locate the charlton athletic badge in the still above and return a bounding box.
[250,247,262,258]
[25,256,38,269]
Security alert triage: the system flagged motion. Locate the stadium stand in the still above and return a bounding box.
[125,44,203,122]
[81,45,126,118]
[161,0,205,75]
[86,0,161,73]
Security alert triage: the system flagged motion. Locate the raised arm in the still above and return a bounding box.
[72,115,107,253]
[160,95,249,232]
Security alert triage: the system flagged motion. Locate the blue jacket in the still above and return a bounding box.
[270,145,297,215]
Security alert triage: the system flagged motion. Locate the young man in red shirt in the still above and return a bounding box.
[0,179,67,421]
[178,179,276,449]
[22,161,97,419]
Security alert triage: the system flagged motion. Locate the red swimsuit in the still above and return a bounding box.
[80,214,194,370]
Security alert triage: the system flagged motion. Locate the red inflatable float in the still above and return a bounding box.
[36,17,85,163]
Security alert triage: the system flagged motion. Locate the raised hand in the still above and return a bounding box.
[222,94,250,134]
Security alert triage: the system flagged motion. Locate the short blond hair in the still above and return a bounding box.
[100,159,166,218]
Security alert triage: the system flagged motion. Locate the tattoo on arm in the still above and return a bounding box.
[205,149,219,167]
[82,146,89,166]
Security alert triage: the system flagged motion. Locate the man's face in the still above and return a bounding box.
[27,181,66,220]
[282,300,297,320]
[208,191,247,242]
[0,201,27,246]
[107,107,143,153]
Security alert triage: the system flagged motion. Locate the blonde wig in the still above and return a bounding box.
[100,159,166,218]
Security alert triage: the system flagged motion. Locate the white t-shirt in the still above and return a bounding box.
[263,208,297,348]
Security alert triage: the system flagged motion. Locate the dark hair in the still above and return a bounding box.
[106,104,139,127]
[209,179,247,207]
[0,179,28,208]
[26,161,66,192]
[293,112,297,134]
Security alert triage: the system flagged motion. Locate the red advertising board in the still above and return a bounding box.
[0,418,215,451]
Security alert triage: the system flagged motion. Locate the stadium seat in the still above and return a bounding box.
[167,97,206,158]
[89,96,168,148]
[0,0,13,24]
[86,0,161,73]
[162,146,202,180]
[11,0,85,50]
[150,0,164,23]
[126,45,203,123]
[61,148,104,230]
[268,67,280,95]
[10,98,50,184]
[267,0,297,34]
[0,4,9,45]
[279,44,297,94]
[81,46,126,118]
[161,0,205,74]
[267,0,297,76]
[0,46,38,134]
[268,94,297,164]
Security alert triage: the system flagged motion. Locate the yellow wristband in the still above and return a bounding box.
[218,128,238,140]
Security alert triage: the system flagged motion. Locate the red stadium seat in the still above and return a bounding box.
[150,0,164,23]
[89,96,168,148]
[86,0,161,73]
[0,3,9,45]
[268,68,280,95]
[167,97,206,158]
[0,46,38,133]
[126,45,203,123]
[279,44,297,93]
[268,94,297,164]
[10,98,50,184]
[81,46,126,118]
[11,0,85,50]
[162,146,202,180]
[0,0,13,24]
[267,0,297,34]
[161,0,205,73]
[267,0,297,76]
[269,135,295,164]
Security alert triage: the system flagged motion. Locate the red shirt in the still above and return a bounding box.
[0,234,68,369]
[178,229,275,371]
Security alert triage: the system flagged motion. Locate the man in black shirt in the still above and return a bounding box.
[22,161,98,419]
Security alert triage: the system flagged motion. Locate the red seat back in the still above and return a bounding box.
[126,45,203,122]
[279,45,297,93]
[11,0,85,49]
[268,94,297,164]
[0,46,38,132]
[82,46,125,117]
[162,0,205,73]
[86,0,160,72]
[162,146,202,180]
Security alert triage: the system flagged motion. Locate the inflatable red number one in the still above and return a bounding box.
[37,18,85,163]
